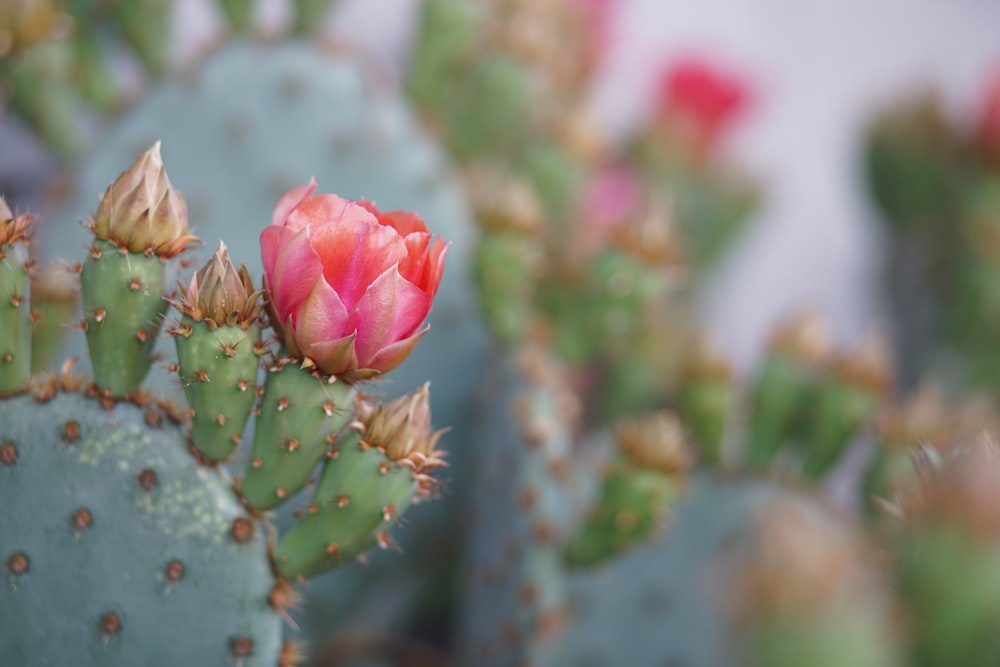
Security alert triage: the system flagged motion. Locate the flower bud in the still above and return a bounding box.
[0,198,34,260]
[361,383,446,464]
[93,141,197,257]
[614,410,693,475]
[178,243,261,329]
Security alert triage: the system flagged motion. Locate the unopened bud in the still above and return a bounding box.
[769,310,832,365]
[363,383,445,462]
[180,243,261,329]
[0,198,33,254]
[93,141,197,257]
[615,411,692,475]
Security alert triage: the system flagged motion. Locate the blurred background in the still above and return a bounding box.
[5,1,1000,666]
[5,0,1000,369]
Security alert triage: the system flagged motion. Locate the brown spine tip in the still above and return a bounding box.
[71,508,93,532]
[275,487,287,499]
[128,279,142,291]
[0,441,17,466]
[251,457,263,469]
[99,611,122,637]
[336,494,349,508]
[231,517,255,543]
[144,410,163,428]
[62,420,81,444]
[285,438,298,453]
[229,636,254,660]
[165,559,185,583]
[6,551,29,576]
[533,521,555,543]
[137,468,159,492]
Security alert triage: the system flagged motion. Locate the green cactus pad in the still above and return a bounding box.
[745,352,814,468]
[0,241,31,393]
[679,380,733,466]
[552,477,899,667]
[801,378,879,479]
[174,317,261,462]
[43,38,485,645]
[564,452,682,568]
[456,348,574,667]
[0,389,281,666]
[80,240,169,397]
[273,430,417,579]
[241,360,355,510]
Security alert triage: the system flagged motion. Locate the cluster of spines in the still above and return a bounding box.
[0,199,35,394]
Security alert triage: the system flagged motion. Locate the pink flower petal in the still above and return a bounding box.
[309,219,407,311]
[365,326,430,375]
[287,194,377,231]
[306,334,359,377]
[267,226,323,323]
[360,201,430,236]
[272,178,317,228]
[292,278,350,348]
[347,266,430,365]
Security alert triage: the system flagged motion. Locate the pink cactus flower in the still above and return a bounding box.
[261,179,448,379]
[656,57,749,154]
[978,67,1000,160]
[582,165,643,234]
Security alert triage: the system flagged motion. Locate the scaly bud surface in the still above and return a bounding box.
[175,243,262,331]
[92,141,196,258]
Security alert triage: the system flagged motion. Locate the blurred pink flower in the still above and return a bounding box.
[581,165,643,236]
[261,180,447,379]
[578,0,616,62]
[978,67,1000,159]
[656,57,750,153]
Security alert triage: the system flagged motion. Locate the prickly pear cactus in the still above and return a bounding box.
[44,40,485,410]
[552,476,900,667]
[455,345,578,667]
[0,384,282,666]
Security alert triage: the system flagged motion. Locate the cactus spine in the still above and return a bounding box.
[0,199,33,394]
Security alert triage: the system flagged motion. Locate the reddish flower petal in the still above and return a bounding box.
[268,227,323,323]
[305,334,359,377]
[365,326,430,375]
[261,225,291,281]
[272,179,317,228]
[309,218,407,311]
[292,278,350,349]
[288,194,377,231]
[283,314,305,358]
[421,239,449,303]
[359,201,431,236]
[347,266,430,365]
[262,181,447,378]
